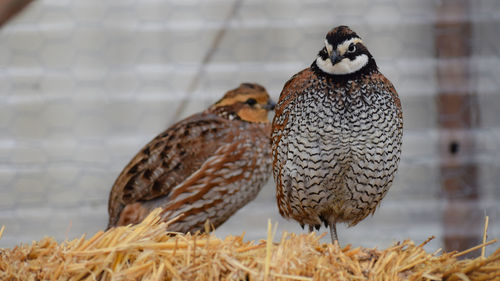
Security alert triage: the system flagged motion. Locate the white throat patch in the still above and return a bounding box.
[316,37,368,75]
[316,54,369,75]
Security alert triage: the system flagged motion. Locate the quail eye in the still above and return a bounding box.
[245,98,257,106]
[348,44,356,53]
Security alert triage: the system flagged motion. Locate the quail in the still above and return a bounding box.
[271,26,403,243]
[108,83,276,233]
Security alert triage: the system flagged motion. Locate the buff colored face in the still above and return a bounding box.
[316,37,369,75]
[214,85,275,123]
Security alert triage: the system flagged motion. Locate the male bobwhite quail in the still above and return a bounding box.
[108,83,276,233]
[271,26,403,243]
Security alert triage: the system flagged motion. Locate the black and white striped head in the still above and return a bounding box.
[314,26,377,76]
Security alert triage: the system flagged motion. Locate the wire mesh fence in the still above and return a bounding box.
[0,0,499,256]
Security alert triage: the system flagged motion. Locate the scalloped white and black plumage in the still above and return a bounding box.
[108,83,275,233]
[272,26,403,242]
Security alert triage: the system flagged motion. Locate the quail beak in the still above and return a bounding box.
[330,50,342,65]
[264,100,276,111]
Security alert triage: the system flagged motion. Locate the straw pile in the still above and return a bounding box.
[1,210,499,281]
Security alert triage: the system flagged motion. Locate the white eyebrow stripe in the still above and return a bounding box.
[325,39,333,55]
[336,37,363,55]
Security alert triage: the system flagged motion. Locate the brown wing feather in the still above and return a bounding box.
[107,112,234,228]
[272,68,315,151]
[152,122,270,233]
[272,68,315,217]
[155,139,249,232]
[371,72,403,122]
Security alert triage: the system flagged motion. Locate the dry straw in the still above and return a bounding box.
[1,209,499,280]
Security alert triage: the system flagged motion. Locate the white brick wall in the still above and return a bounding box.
[0,0,499,255]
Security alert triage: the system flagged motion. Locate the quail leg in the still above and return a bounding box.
[330,222,338,243]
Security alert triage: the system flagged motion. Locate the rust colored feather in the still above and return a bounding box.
[108,83,275,233]
[271,26,403,243]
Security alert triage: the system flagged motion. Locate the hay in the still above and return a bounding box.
[1,210,499,281]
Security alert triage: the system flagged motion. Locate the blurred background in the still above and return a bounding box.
[0,0,499,256]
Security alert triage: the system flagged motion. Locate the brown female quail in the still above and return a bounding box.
[107,83,275,233]
[271,26,403,243]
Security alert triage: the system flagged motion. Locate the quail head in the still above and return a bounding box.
[271,25,403,243]
[108,83,276,233]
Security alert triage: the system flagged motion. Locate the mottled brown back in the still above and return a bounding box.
[108,83,275,232]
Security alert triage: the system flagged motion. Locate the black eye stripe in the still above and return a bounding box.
[245,98,257,105]
[317,47,328,59]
